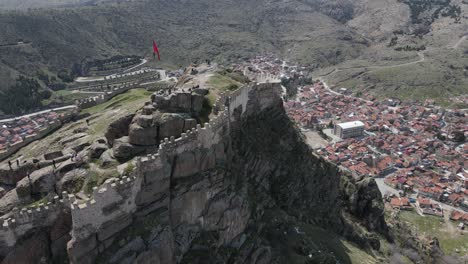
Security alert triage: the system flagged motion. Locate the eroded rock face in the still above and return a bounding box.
[57,168,87,194]
[151,91,205,113]
[1,230,51,264]
[90,139,108,159]
[100,149,117,167]
[44,151,63,161]
[0,162,37,185]
[15,167,55,197]
[105,114,135,146]
[0,84,391,264]
[157,113,185,141]
[113,137,146,161]
[128,111,192,146]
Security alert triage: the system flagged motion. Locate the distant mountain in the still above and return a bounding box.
[0,0,126,9]
[0,0,466,107]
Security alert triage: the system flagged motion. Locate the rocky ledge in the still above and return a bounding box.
[0,82,389,264]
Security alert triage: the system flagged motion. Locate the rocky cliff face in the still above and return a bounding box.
[0,82,388,263]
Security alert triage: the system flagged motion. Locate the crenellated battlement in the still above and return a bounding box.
[1,192,76,231]
[243,67,281,84]
[71,176,137,212]
[0,71,282,259]
[1,71,280,231]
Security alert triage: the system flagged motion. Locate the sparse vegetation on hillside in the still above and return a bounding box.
[401,0,462,23]
[0,0,465,110]
[0,76,45,115]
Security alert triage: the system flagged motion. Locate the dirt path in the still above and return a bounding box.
[318,51,425,78]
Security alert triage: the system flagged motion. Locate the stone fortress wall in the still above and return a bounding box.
[0,70,282,263]
[76,69,162,109]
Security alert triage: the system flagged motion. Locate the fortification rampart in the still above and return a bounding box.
[76,81,140,109]
[67,82,246,245]
[243,67,281,84]
[0,70,281,263]
[0,192,75,250]
[70,69,159,90]
[70,175,141,241]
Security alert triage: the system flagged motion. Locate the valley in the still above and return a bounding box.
[0,0,466,263]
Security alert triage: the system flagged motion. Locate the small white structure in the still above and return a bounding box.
[334,121,365,139]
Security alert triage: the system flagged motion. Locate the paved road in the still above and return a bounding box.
[122,58,148,73]
[0,105,77,124]
[319,79,373,104]
[375,178,400,196]
[318,52,425,78]
[75,59,149,83]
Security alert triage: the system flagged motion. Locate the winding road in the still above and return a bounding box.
[0,105,77,124]
[319,52,425,78]
[75,58,149,83]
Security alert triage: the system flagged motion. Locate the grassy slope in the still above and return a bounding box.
[319,0,468,104]
[0,0,366,88]
[323,47,467,105]
[12,88,151,159]
[399,211,468,257]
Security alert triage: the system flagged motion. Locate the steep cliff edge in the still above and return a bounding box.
[0,82,389,263]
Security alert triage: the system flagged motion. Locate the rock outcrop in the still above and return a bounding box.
[0,81,389,264]
[112,137,146,161]
[105,114,135,146]
[128,91,203,147]
[89,138,108,159]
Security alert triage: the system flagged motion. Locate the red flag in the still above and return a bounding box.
[153,40,160,61]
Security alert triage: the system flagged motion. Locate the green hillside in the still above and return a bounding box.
[0,0,466,108]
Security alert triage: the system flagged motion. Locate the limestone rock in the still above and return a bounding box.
[29,167,56,195]
[152,91,206,113]
[97,213,132,242]
[67,236,98,264]
[113,137,146,161]
[183,118,197,132]
[0,186,5,199]
[15,177,31,198]
[341,176,388,239]
[135,251,161,264]
[193,88,209,96]
[44,150,63,160]
[57,168,87,194]
[72,126,88,133]
[146,226,174,264]
[90,140,108,159]
[142,104,156,115]
[0,189,20,214]
[0,162,37,185]
[191,94,204,113]
[105,114,134,146]
[101,149,117,167]
[72,142,91,153]
[55,159,80,175]
[109,237,145,263]
[1,230,51,264]
[50,212,72,262]
[173,93,192,110]
[60,133,87,145]
[128,114,158,146]
[157,113,185,140]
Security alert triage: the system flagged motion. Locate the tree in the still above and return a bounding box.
[0,76,42,115]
